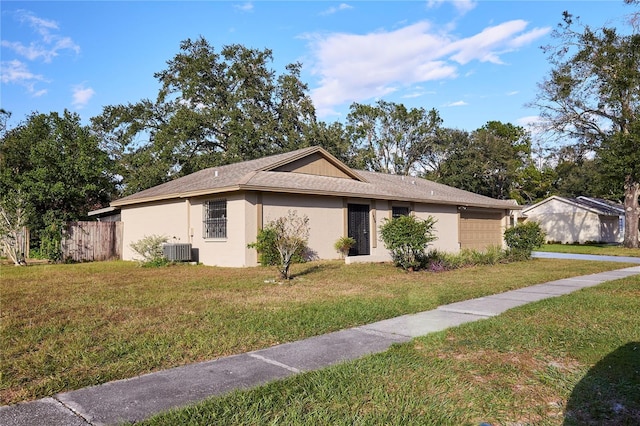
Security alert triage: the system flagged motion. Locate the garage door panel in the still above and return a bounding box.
[459,212,503,250]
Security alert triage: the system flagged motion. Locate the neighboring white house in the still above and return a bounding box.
[522,196,624,244]
[109,146,521,267]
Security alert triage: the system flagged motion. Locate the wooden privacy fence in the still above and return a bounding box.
[62,221,123,262]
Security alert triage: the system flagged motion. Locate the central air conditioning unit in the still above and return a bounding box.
[163,243,192,262]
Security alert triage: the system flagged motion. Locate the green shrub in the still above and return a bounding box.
[379,215,437,271]
[504,221,545,259]
[248,226,281,266]
[130,234,169,267]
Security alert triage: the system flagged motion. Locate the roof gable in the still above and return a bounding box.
[522,195,623,216]
[263,147,365,181]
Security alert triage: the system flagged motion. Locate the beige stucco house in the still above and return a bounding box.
[522,196,624,244]
[110,146,521,267]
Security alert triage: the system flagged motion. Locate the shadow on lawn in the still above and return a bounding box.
[292,261,342,278]
[564,342,640,425]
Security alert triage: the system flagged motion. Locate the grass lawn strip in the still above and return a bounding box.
[536,243,640,257]
[0,259,635,405]
[138,275,640,426]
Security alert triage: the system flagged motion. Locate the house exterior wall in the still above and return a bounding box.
[189,192,257,267]
[414,203,461,252]
[120,199,189,262]
[599,216,622,243]
[346,201,463,264]
[120,191,508,267]
[261,192,345,261]
[524,198,602,244]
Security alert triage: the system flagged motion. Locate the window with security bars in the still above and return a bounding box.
[392,206,410,218]
[203,200,227,239]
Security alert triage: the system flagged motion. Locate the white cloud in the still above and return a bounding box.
[307,22,458,112]
[507,91,519,96]
[320,3,353,16]
[71,84,95,109]
[17,10,59,35]
[1,60,38,84]
[234,2,254,12]
[444,100,468,107]
[517,115,543,130]
[427,0,477,15]
[307,19,549,116]
[4,10,80,63]
[448,20,549,65]
[402,91,434,99]
[0,59,47,95]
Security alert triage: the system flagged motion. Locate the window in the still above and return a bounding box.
[204,200,227,239]
[392,206,410,218]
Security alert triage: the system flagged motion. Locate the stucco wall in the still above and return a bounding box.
[190,192,257,267]
[120,199,189,262]
[525,198,601,243]
[600,216,622,243]
[414,203,460,252]
[346,201,462,264]
[120,191,505,267]
[261,193,345,261]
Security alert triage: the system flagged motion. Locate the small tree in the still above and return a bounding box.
[504,221,545,260]
[269,210,310,280]
[379,215,438,271]
[0,192,29,266]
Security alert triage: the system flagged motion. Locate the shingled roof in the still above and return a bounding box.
[521,195,624,217]
[111,146,520,210]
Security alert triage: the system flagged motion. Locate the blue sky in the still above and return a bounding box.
[1,1,634,133]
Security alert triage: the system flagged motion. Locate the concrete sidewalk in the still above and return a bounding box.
[532,251,640,263]
[2,260,640,426]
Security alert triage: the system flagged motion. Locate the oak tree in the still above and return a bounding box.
[92,38,317,195]
[530,8,640,247]
[433,121,531,201]
[346,100,443,175]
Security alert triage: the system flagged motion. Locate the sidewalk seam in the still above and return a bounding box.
[354,325,412,340]
[51,396,93,426]
[247,353,301,374]
[436,308,495,317]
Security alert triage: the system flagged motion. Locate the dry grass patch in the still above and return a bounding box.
[138,274,639,426]
[1,258,634,405]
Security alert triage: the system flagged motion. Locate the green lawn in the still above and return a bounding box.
[0,259,635,406]
[140,274,640,426]
[536,243,640,257]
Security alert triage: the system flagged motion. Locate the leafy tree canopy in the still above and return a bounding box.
[345,100,443,175]
[92,38,321,196]
[430,121,532,201]
[0,110,117,255]
[530,5,640,247]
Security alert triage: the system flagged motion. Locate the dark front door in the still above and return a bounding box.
[348,204,370,256]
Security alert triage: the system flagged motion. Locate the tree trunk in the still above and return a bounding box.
[623,176,640,248]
